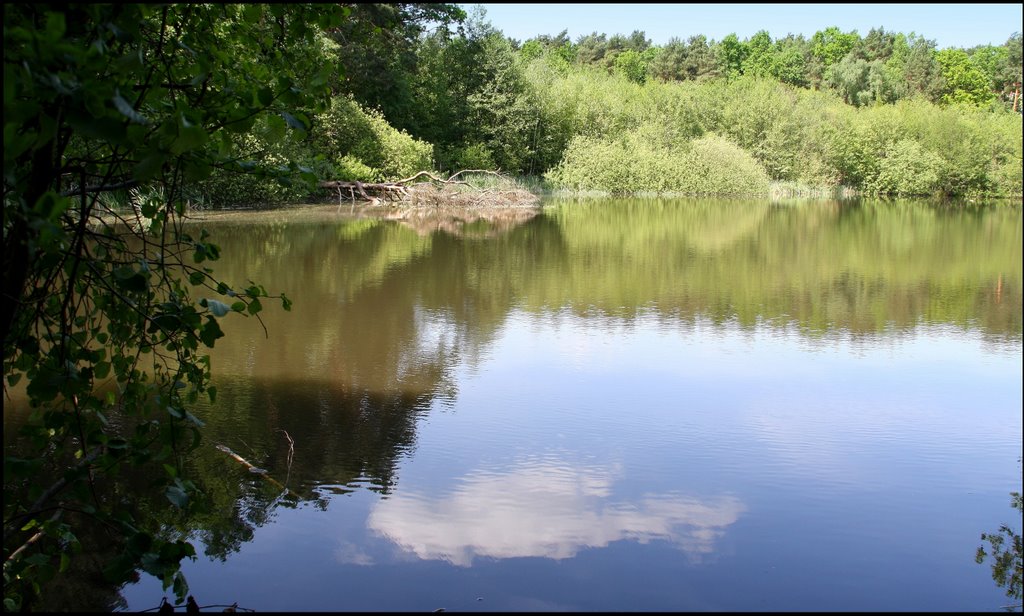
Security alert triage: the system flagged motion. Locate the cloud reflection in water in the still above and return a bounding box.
[366,458,746,566]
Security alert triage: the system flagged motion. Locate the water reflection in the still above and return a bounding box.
[367,458,746,566]
[976,462,1023,609]
[383,204,541,238]
[4,198,1021,611]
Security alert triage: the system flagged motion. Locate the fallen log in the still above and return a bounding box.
[318,170,531,207]
[215,443,302,500]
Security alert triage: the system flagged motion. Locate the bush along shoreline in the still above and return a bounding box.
[192,75,1021,206]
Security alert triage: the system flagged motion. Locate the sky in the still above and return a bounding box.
[465,3,1022,50]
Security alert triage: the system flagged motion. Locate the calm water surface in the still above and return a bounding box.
[26,197,1024,611]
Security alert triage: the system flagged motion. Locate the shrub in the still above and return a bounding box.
[315,95,432,182]
[196,129,321,207]
[334,154,378,182]
[869,139,943,195]
[545,127,770,195]
[683,133,773,195]
[449,142,497,171]
[527,64,1020,197]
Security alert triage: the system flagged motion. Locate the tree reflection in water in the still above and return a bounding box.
[976,462,1023,611]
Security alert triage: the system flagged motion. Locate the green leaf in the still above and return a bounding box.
[282,111,309,131]
[33,191,71,221]
[134,152,167,182]
[172,571,189,603]
[112,91,149,125]
[165,485,188,508]
[199,317,224,347]
[257,86,274,107]
[24,553,50,566]
[246,297,262,315]
[182,157,212,182]
[113,267,148,293]
[171,114,208,154]
[263,114,287,144]
[43,10,66,40]
[67,113,128,143]
[243,4,263,24]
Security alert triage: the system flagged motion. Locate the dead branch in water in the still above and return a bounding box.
[277,429,295,486]
[215,443,301,500]
[319,170,538,209]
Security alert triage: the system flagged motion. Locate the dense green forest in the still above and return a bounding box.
[14,4,1020,209]
[328,7,1024,199]
[2,3,1022,612]
[203,4,1024,202]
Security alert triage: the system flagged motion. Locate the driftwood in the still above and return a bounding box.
[215,443,301,500]
[319,170,537,208]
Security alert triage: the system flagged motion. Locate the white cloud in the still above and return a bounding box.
[367,458,745,566]
[333,540,375,566]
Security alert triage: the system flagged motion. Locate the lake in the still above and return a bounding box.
[17,196,1024,611]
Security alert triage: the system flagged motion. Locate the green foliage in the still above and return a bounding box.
[811,26,861,69]
[314,95,432,182]
[196,116,325,206]
[522,60,1020,196]
[976,488,1023,605]
[614,49,652,84]
[768,35,812,87]
[449,143,497,170]
[869,139,944,195]
[889,33,946,102]
[3,3,336,609]
[649,36,719,83]
[546,128,770,196]
[649,38,687,82]
[333,155,379,182]
[742,30,775,78]
[937,48,997,106]
[375,13,1021,189]
[717,34,748,80]
[407,8,499,171]
[827,56,901,106]
[967,44,1010,94]
[360,106,434,180]
[465,34,541,172]
[519,30,576,68]
[324,3,466,132]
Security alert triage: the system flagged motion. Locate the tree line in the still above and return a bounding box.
[529,25,1022,109]
[201,5,1022,202]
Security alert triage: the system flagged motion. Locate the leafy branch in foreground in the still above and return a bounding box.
[976,487,1023,608]
[3,4,342,610]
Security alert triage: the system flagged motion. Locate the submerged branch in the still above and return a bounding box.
[215,443,302,500]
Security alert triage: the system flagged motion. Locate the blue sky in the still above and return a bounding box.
[465,3,1022,50]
